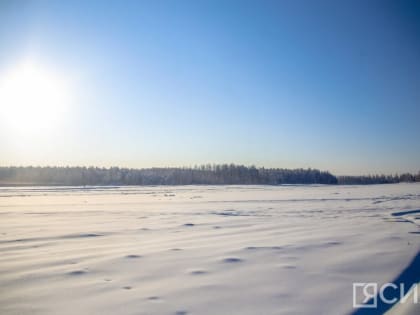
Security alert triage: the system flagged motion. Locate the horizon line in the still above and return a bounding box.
[1,164,419,177]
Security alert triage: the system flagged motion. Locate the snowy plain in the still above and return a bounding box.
[0,183,419,315]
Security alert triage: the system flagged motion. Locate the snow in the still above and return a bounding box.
[0,184,419,315]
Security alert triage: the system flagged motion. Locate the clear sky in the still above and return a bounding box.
[0,0,419,175]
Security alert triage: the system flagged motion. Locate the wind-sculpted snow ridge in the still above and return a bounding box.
[0,183,419,315]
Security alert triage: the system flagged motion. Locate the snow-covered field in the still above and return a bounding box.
[0,184,419,315]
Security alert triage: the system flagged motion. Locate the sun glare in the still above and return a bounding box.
[0,60,71,135]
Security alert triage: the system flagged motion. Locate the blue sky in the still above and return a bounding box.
[0,0,419,174]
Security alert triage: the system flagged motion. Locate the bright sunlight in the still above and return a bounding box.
[0,59,71,135]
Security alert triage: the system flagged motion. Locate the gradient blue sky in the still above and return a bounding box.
[0,0,419,174]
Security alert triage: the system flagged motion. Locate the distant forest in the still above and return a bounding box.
[0,165,419,186]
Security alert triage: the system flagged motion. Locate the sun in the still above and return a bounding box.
[0,60,71,135]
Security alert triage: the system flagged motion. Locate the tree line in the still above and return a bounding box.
[0,165,419,186]
[337,173,420,185]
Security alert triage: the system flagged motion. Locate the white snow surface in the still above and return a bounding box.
[0,183,419,315]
